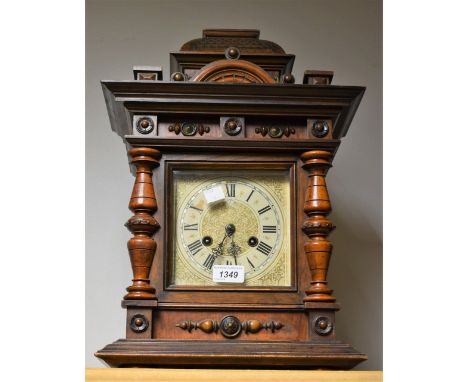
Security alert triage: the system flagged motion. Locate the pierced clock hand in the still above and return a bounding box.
[211,224,240,265]
[210,233,228,259]
[210,224,234,259]
[225,224,241,265]
[227,240,241,265]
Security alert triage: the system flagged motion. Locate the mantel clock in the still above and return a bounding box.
[95,29,367,369]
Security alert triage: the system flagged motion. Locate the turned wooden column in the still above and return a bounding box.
[301,150,336,302]
[124,147,161,300]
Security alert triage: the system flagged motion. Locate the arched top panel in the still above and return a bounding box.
[191,59,275,84]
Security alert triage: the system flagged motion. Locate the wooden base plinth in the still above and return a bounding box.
[95,339,367,369]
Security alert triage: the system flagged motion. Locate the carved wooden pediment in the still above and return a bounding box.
[170,29,295,83]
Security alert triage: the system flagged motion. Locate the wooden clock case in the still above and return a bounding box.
[95,29,367,369]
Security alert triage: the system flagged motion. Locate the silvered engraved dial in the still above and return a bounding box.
[177,178,283,282]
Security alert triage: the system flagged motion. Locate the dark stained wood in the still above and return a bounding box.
[96,29,367,370]
[172,29,292,82]
[101,81,364,140]
[170,52,295,82]
[125,136,341,154]
[133,66,163,81]
[303,70,334,85]
[95,339,366,369]
[181,29,285,54]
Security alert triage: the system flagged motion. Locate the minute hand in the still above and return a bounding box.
[211,233,228,258]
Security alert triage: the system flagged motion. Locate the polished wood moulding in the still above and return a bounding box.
[95,339,366,369]
[86,368,382,382]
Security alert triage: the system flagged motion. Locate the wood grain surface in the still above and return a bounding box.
[86,368,383,382]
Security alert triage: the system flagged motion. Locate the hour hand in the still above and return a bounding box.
[227,241,241,258]
[210,245,222,258]
[211,232,228,258]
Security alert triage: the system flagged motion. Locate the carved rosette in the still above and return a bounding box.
[314,316,333,336]
[124,147,161,300]
[130,314,149,333]
[301,150,336,302]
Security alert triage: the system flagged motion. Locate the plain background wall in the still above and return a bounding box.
[86,0,382,370]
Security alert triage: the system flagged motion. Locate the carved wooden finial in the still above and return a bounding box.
[301,150,336,302]
[124,147,161,300]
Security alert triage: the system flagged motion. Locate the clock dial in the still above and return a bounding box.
[171,169,291,287]
[180,180,282,276]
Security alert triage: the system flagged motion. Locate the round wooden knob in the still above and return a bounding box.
[227,120,237,130]
[134,318,143,326]
[283,74,295,83]
[315,122,325,132]
[172,72,185,81]
[318,320,328,329]
[225,46,240,60]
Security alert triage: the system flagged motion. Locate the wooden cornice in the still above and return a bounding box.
[101,81,365,140]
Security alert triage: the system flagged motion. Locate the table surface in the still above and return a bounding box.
[86,368,383,382]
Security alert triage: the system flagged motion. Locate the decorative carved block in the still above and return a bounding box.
[135,117,155,135]
[132,115,157,136]
[223,118,243,136]
[303,70,334,85]
[133,66,163,81]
